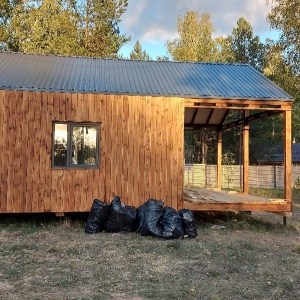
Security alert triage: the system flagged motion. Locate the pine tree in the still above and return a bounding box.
[129,40,151,60]
[229,17,266,71]
[78,0,130,57]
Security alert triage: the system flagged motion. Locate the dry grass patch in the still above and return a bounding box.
[0,211,299,300]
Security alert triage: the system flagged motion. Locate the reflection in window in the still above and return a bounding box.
[53,123,68,167]
[53,122,100,168]
[71,126,97,165]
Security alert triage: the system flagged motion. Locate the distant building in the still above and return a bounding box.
[258,142,300,166]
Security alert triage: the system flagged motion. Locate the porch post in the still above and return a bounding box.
[217,130,222,189]
[284,110,292,201]
[243,111,249,194]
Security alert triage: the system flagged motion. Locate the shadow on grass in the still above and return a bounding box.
[0,210,296,235]
[0,213,89,234]
[194,211,294,232]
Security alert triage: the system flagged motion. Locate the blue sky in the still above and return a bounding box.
[118,0,279,59]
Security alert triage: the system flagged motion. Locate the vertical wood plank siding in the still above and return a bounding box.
[0,90,184,213]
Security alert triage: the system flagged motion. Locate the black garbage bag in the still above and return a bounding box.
[134,200,150,232]
[140,199,164,238]
[85,199,111,234]
[179,209,198,238]
[161,207,184,239]
[105,196,137,232]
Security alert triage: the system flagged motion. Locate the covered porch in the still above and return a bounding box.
[182,97,293,218]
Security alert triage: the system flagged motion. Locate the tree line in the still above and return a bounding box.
[0,0,299,164]
[0,0,130,57]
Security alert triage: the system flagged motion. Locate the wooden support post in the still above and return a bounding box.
[283,216,287,226]
[217,130,222,189]
[284,111,292,201]
[55,212,65,217]
[243,111,249,194]
[56,212,65,225]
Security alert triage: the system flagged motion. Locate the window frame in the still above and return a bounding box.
[52,121,100,169]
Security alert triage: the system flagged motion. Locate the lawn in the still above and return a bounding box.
[0,207,299,300]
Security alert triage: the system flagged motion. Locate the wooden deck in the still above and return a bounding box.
[183,188,292,216]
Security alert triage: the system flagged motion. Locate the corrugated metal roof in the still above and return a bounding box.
[0,51,293,101]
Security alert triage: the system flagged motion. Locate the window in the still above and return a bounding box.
[52,122,100,168]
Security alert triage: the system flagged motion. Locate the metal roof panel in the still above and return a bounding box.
[0,52,293,101]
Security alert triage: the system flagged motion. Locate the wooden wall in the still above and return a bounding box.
[0,90,184,213]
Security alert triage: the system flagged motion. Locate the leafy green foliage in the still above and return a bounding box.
[4,0,130,57]
[78,0,130,57]
[229,17,266,71]
[267,0,300,73]
[294,176,300,191]
[0,0,22,49]
[222,151,236,188]
[184,130,217,164]
[129,40,151,60]
[166,11,218,62]
[11,0,79,55]
[263,40,300,142]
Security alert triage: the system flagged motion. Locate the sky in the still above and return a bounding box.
[118,0,279,59]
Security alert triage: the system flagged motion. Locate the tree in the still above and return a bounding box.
[168,11,220,164]
[222,151,235,188]
[156,55,169,61]
[263,39,299,96]
[166,11,217,62]
[184,130,216,164]
[267,0,300,73]
[129,40,151,60]
[6,0,130,57]
[214,36,235,63]
[263,39,300,141]
[229,17,266,71]
[0,0,22,50]
[266,1,300,143]
[11,0,79,55]
[78,0,130,57]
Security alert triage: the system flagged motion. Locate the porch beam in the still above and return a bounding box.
[183,200,292,213]
[221,110,282,131]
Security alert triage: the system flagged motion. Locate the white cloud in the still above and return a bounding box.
[122,0,149,28]
[141,26,178,43]
[120,0,275,57]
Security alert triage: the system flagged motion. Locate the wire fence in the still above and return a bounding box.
[184,164,300,189]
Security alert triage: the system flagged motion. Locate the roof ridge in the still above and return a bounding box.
[0,51,251,66]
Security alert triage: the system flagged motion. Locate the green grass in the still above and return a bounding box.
[0,210,299,300]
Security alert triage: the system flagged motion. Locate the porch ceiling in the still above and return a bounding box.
[184,98,293,130]
[184,107,228,128]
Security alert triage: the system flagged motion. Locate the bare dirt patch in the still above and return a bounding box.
[0,210,299,300]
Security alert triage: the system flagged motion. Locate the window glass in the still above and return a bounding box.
[71,126,97,166]
[53,123,68,166]
[52,122,99,168]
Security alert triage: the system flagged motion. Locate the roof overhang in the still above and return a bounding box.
[184,97,293,130]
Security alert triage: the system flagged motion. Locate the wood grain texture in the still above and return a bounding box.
[1,89,290,214]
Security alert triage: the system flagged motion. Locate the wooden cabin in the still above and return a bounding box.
[0,52,293,216]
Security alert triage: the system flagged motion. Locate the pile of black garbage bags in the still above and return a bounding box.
[85,196,197,239]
